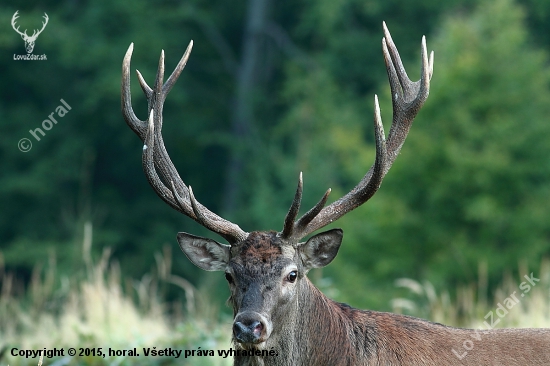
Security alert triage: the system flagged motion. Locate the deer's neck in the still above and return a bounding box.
[234,278,376,366]
[294,279,377,365]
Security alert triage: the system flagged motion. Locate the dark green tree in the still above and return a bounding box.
[329,0,550,309]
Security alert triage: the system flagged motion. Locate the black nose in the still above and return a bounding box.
[233,319,264,344]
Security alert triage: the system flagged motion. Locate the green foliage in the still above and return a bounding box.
[0,0,245,290]
[328,0,550,308]
[1,0,550,326]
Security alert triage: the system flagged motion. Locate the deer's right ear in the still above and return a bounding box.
[177,232,230,271]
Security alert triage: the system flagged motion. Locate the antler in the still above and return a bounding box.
[281,22,434,241]
[11,12,48,40]
[121,42,248,245]
[29,13,49,40]
[11,11,27,38]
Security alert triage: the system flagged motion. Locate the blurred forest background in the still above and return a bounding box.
[1,0,550,364]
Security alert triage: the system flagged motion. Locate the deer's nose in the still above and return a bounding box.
[233,316,265,344]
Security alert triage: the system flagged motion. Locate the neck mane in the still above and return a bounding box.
[234,277,377,366]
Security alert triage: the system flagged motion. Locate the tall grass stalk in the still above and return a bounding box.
[0,222,231,366]
[392,260,550,329]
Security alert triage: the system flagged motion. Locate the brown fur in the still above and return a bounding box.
[263,279,550,366]
[237,232,283,265]
[230,241,550,366]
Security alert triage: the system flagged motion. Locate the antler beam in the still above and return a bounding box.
[281,22,434,241]
[121,42,248,244]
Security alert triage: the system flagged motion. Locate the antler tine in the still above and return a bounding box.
[281,172,303,238]
[187,186,207,223]
[37,13,48,34]
[294,187,332,233]
[381,21,415,97]
[382,24,432,168]
[287,23,431,240]
[153,50,165,102]
[122,42,248,244]
[280,172,333,241]
[11,11,27,37]
[136,69,153,99]
[164,41,193,95]
[122,43,148,139]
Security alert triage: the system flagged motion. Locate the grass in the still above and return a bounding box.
[0,222,232,366]
[2,222,549,365]
[392,260,550,329]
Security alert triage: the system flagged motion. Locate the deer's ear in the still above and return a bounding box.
[177,232,230,271]
[299,229,343,269]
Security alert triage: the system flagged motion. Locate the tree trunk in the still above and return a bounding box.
[222,0,270,217]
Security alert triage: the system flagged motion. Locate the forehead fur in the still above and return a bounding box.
[231,231,295,267]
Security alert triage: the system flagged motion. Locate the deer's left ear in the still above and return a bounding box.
[177,232,230,271]
[299,229,343,269]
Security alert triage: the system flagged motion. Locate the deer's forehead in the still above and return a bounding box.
[230,231,297,270]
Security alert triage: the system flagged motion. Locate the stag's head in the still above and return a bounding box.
[11,11,49,54]
[176,179,345,346]
[121,22,433,349]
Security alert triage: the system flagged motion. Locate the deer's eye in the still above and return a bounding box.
[225,272,234,284]
[286,271,297,283]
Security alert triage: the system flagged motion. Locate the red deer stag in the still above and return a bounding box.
[122,23,550,366]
